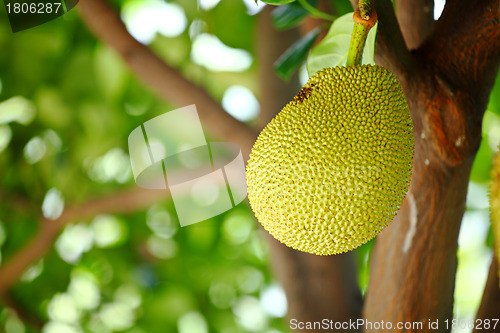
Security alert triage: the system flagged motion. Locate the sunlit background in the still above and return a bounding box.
[0,0,499,332]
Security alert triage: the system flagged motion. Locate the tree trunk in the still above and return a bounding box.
[360,0,500,331]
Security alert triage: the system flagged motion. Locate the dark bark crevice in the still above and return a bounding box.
[395,0,434,50]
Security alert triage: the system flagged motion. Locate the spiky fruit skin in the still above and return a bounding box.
[491,146,500,286]
[246,65,414,255]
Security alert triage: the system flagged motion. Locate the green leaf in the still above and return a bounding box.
[271,2,309,30]
[274,27,321,81]
[261,0,296,5]
[306,12,378,76]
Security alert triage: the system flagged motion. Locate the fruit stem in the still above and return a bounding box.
[346,1,377,67]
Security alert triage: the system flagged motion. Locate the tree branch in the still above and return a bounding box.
[77,0,258,157]
[394,0,434,50]
[256,7,300,130]
[421,0,500,114]
[0,187,170,294]
[474,253,500,333]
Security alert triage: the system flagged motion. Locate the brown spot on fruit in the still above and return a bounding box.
[293,86,313,103]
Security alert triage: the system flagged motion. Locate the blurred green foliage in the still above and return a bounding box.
[0,1,284,332]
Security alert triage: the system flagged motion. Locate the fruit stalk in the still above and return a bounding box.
[346,1,377,67]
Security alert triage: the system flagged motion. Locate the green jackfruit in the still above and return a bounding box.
[246,65,414,255]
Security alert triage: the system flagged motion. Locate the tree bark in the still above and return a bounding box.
[364,157,474,331]
[362,0,500,331]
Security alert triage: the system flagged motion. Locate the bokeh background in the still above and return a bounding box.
[0,0,499,332]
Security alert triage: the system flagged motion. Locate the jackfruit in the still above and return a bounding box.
[491,146,500,285]
[246,65,414,255]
